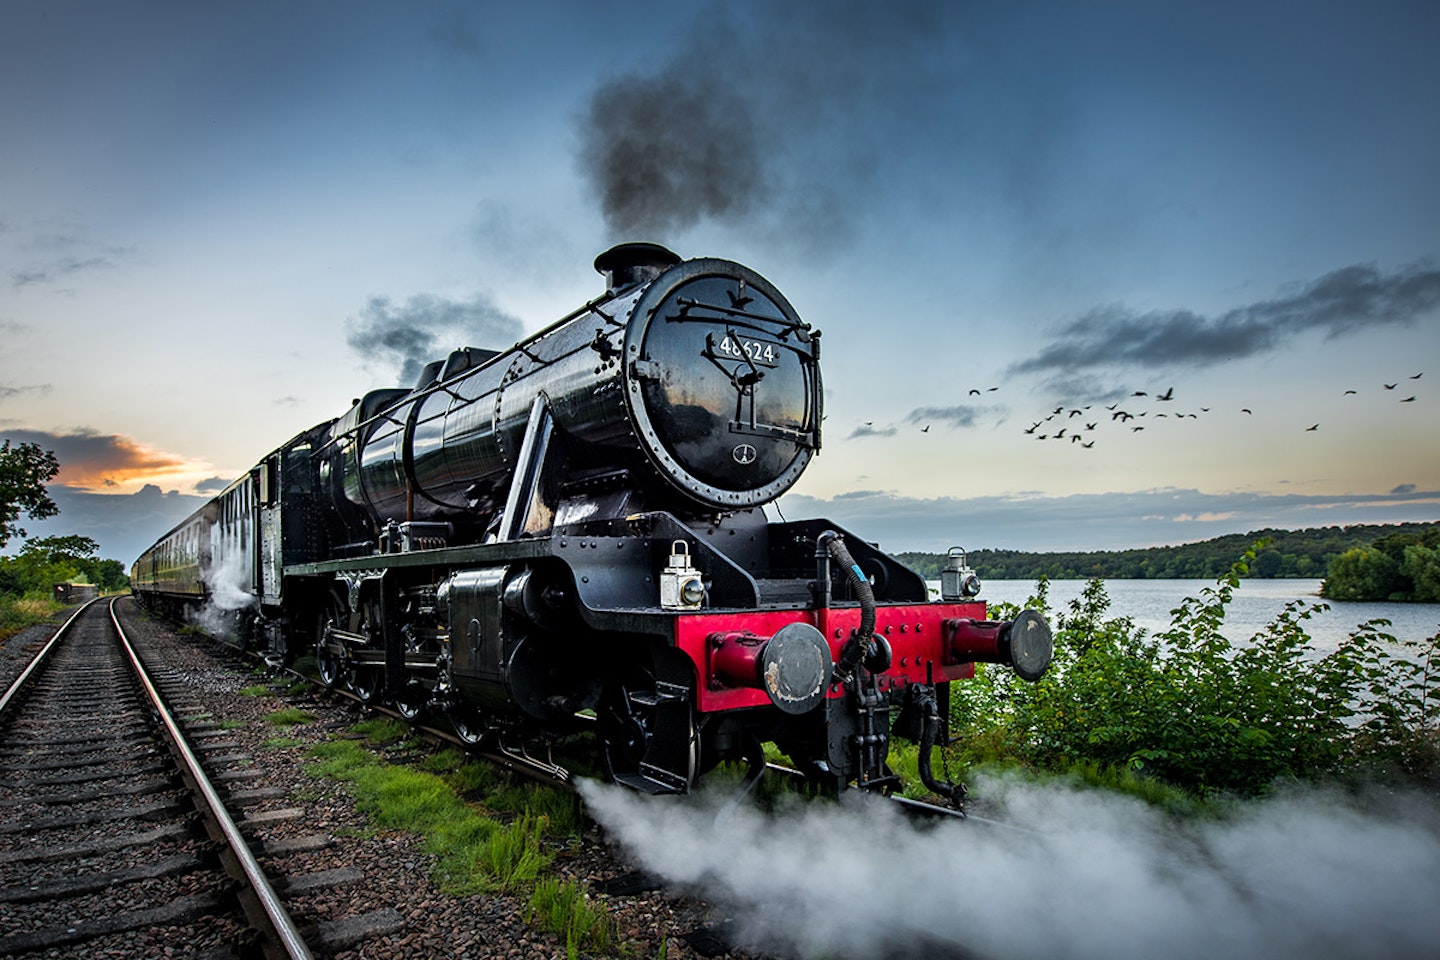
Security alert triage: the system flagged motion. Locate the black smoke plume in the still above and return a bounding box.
[575,2,955,244]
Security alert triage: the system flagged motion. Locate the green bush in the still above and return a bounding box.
[949,543,1440,796]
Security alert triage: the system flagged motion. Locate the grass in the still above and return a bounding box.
[239,684,274,698]
[0,594,63,642]
[303,726,617,955]
[262,736,307,750]
[527,877,614,957]
[266,707,317,728]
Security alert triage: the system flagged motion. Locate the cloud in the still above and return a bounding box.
[779,486,1440,552]
[1,428,209,493]
[905,405,987,428]
[846,424,898,439]
[346,292,523,387]
[195,476,230,494]
[1391,483,1418,495]
[1011,262,1440,377]
[11,255,118,287]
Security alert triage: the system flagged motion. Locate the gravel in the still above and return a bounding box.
[90,599,757,960]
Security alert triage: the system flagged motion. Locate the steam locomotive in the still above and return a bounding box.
[131,244,1052,801]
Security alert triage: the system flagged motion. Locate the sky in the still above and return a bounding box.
[2,0,1439,565]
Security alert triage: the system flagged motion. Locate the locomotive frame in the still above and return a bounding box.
[132,244,1052,804]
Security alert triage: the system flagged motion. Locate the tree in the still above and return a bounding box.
[1321,546,1404,601]
[1401,544,1440,603]
[0,440,60,548]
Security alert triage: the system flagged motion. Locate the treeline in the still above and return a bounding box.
[0,534,130,599]
[1320,526,1440,602]
[896,522,1440,583]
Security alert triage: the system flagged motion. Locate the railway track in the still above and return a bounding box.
[0,599,318,959]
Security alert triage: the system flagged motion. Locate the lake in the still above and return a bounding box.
[958,578,1440,651]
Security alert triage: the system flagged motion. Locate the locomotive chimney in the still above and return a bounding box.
[594,242,681,292]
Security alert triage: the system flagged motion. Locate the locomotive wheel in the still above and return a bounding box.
[449,704,491,747]
[315,596,346,689]
[395,682,427,722]
[597,664,698,793]
[348,665,384,703]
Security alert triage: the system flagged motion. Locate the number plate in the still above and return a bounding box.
[717,334,780,367]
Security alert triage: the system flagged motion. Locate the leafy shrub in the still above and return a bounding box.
[950,543,1440,796]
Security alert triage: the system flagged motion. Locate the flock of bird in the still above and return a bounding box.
[872,372,1426,451]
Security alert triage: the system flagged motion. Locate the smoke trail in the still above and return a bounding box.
[579,774,1440,960]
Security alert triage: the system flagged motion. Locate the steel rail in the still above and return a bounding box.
[108,599,314,960]
[0,596,97,717]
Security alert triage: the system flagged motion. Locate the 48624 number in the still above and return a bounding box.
[718,335,779,366]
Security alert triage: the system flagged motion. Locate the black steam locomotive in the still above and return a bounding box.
[131,244,1052,800]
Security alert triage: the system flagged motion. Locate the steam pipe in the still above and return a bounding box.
[818,531,880,680]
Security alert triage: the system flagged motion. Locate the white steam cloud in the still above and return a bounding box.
[580,774,1440,960]
[187,548,256,639]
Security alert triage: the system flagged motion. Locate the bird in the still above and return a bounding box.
[1055,428,1067,439]
[1241,408,1252,414]
[1411,373,1424,379]
[1344,390,1357,395]
[921,424,931,431]
[1085,422,1096,430]
[1082,441,1095,448]
[1132,426,1145,432]
[1306,424,1319,431]
[987,386,999,392]
[1157,387,1174,401]
[1106,403,1120,410]
[969,389,981,396]
[1024,423,1041,434]
[1132,391,1148,397]
[1069,409,1082,417]
[1385,383,1397,390]
[1401,396,1416,403]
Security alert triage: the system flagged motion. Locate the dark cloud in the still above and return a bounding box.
[781,486,1440,553]
[1391,483,1418,495]
[1,428,198,491]
[195,476,230,494]
[846,424,898,439]
[905,406,985,428]
[575,2,955,246]
[346,292,523,387]
[11,255,117,287]
[1011,262,1440,376]
[0,382,52,402]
